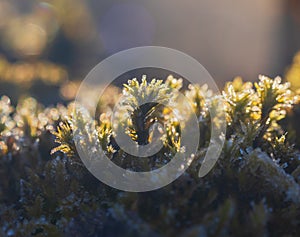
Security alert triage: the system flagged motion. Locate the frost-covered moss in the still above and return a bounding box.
[0,74,300,236]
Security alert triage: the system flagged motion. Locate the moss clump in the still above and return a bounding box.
[0,74,300,236]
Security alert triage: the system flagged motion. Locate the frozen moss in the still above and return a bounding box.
[0,74,299,236]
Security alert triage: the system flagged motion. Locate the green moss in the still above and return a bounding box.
[0,74,300,236]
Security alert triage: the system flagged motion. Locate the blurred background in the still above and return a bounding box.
[0,0,300,105]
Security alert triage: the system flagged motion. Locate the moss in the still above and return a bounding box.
[0,74,300,236]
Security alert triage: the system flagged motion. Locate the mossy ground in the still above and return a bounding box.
[0,71,300,236]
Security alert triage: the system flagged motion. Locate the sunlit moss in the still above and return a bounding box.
[121,76,178,145]
[163,118,181,153]
[255,75,296,121]
[185,83,212,119]
[51,121,74,157]
[97,113,115,155]
[0,74,300,236]
[223,77,259,126]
